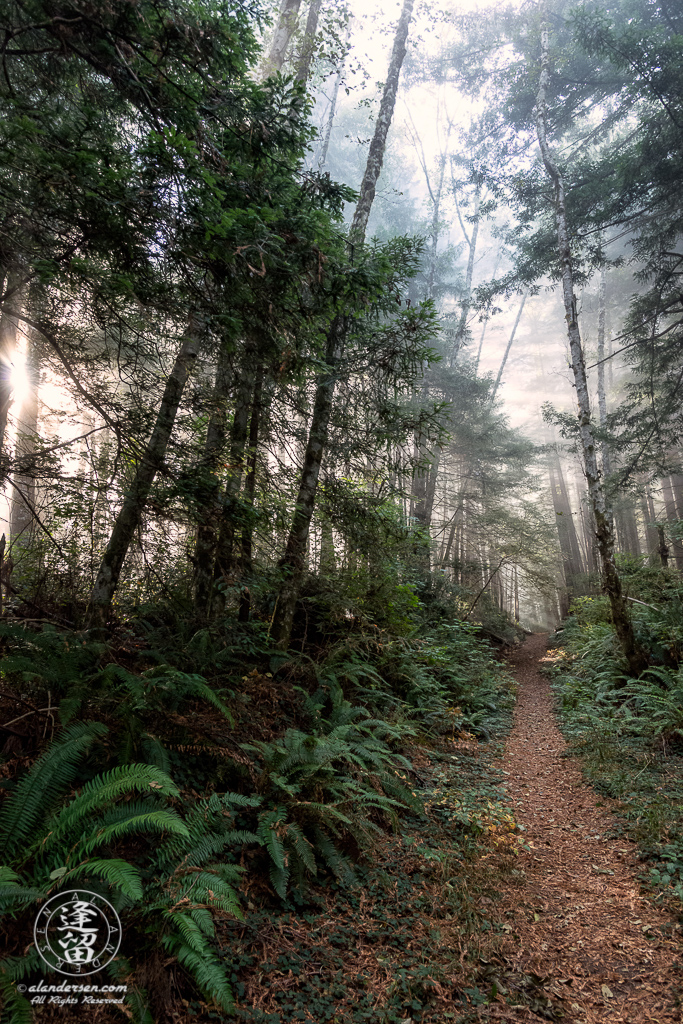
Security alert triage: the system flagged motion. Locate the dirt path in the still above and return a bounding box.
[483,632,683,1023]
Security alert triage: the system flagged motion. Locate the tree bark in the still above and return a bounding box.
[348,0,414,244]
[238,364,263,623]
[490,290,527,401]
[272,0,414,648]
[535,27,646,675]
[661,476,683,569]
[317,49,346,169]
[271,315,345,645]
[261,0,303,78]
[87,332,199,624]
[548,454,584,597]
[0,271,26,459]
[640,490,659,563]
[193,343,232,616]
[212,355,257,607]
[296,0,322,83]
[9,320,40,549]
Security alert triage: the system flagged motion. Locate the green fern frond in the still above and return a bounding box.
[75,809,190,858]
[43,764,180,851]
[59,858,143,901]
[256,810,287,872]
[0,721,107,862]
[285,822,316,874]
[312,828,356,885]
[0,974,32,1024]
[269,861,289,899]
[162,924,233,1011]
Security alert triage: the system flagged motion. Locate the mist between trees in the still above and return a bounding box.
[0,0,682,1016]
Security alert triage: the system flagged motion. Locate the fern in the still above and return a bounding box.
[60,858,144,900]
[162,915,234,1011]
[0,973,32,1024]
[42,763,180,851]
[0,720,107,861]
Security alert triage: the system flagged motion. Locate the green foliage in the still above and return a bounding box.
[0,724,261,1016]
[547,594,683,912]
[245,690,420,898]
[319,620,515,739]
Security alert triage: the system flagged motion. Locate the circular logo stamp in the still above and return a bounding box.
[33,890,121,975]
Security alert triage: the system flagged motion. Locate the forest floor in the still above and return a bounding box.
[477,633,683,1023]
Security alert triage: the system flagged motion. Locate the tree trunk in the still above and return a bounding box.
[271,315,345,645]
[669,463,683,518]
[535,27,646,675]
[87,332,199,624]
[296,0,322,82]
[0,271,26,458]
[490,290,527,401]
[548,455,584,598]
[317,54,345,169]
[451,184,480,363]
[193,343,233,616]
[348,0,414,244]
[658,524,670,567]
[9,320,40,549]
[661,476,683,569]
[640,491,659,563]
[596,269,611,473]
[238,364,263,623]
[261,0,302,78]
[272,0,414,648]
[212,356,257,607]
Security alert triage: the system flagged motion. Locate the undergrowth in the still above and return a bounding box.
[545,570,683,916]
[0,596,517,1023]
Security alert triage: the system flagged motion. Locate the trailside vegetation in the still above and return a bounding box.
[1,0,683,1019]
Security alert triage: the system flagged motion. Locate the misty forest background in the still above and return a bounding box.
[1,0,683,1020]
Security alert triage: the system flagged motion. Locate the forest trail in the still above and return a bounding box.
[482,633,682,1023]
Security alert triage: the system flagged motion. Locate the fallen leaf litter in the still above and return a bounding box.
[478,632,683,1023]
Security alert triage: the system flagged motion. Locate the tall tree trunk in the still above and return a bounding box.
[620,501,641,557]
[261,0,302,78]
[548,455,584,598]
[193,344,232,616]
[661,476,683,569]
[596,269,611,477]
[348,0,414,244]
[490,290,527,401]
[409,126,449,542]
[271,315,346,645]
[640,491,659,564]
[658,524,670,567]
[317,54,344,167]
[296,0,322,82]
[9,321,40,549]
[238,364,263,623]
[451,183,480,363]
[87,332,199,624]
[669,462,683,518]
[0,271,26,458]
[212,357,257,606]
[535,27,646,675]
[272,0,414,648]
